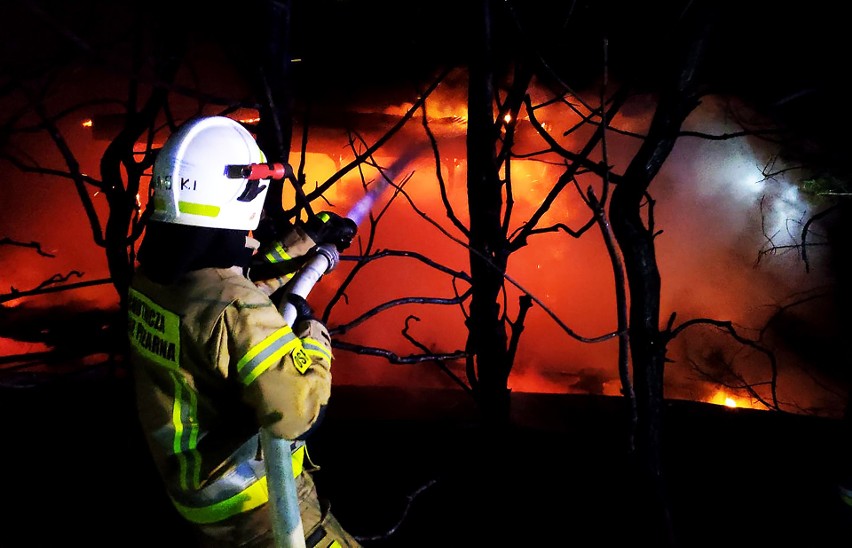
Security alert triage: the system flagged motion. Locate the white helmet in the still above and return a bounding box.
[149,116,269,231]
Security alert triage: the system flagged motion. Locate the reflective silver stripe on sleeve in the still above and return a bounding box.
[263,241,292,264]
[236,326,301,385]
[300,337,332,363]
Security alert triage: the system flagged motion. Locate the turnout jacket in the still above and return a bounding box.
[128,232,333,524]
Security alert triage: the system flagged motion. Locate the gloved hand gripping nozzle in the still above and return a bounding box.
[278,244,339,325]
[301,211,357,252]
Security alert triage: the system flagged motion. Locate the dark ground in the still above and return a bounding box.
[1,369,850,548]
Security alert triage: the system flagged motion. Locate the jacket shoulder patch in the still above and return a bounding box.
[291,348,310,375]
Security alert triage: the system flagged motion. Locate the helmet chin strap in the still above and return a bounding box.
[227,162,315,222]
[236,179,268,202]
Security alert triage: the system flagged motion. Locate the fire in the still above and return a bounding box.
[0,277,23,307]
[706,389,758,410]
[0,336,50,355]
[1,74,840,419]
[1,299,23,309]
[235,113,261,124]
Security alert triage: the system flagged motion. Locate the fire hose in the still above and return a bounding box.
[260,243,337,548]
[240,160,399,548]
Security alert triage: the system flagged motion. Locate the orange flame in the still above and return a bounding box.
[706,389,759,410]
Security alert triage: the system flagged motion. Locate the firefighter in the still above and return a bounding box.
[127,115,361,547]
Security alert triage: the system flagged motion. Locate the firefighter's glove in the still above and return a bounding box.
[286,293,314,325]
[302,211,357,252]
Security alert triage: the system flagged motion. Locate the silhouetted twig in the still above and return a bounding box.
[353,479,438,543]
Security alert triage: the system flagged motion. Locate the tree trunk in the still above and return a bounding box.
[103,38,182,312]
[608,7,711,546]
[253,0,297,221]
[466,0,511,427]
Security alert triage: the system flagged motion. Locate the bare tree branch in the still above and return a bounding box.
[667,313,779,409]
[401,315,471,393]
[0,238,55,257]
[1,274,112,305]
[353,479,439,543]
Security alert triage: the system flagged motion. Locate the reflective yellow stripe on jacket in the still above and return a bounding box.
[128,288,203,491]
[237,325,301,385]
[172,444,306,524]
[301,336,332,363]
[264,240,295,265]
[171,369,202,491]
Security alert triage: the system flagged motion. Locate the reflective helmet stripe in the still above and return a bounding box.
[178,201,221,218]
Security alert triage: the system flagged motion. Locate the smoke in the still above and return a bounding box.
[650,99,840,414]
